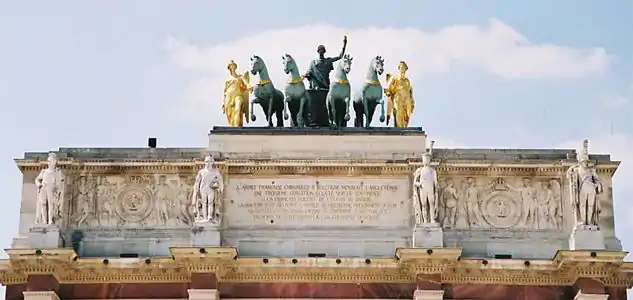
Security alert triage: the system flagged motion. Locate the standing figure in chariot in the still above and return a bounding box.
[222,60,250,127]
[191,155,224,223]
[35,153,66,225]
[385,61,415,128]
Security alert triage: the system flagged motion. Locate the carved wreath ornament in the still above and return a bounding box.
[114,186,154,223]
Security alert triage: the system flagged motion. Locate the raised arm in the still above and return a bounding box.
[329,36,348,63]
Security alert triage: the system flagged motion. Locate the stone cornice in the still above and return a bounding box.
[13,158,619,176]
[1,248,632,287]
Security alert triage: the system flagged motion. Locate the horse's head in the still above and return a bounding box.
[341,54,353,74]
[372,55,385,75]
[249,55,264,75]
[282,53,296,74]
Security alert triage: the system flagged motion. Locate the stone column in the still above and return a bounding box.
[413,289,444,300]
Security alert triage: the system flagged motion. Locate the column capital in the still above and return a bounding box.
[413,289,444,300]
[574,291,608,300]
[23,291,60,300]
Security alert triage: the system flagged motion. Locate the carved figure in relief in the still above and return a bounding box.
[96,177,116,227]
[567,139,603,227]
[177,177,195,225]
[192,155,224,223]
[74,176,96,227]
[442,179,459,228]
[464,177,482,228]
[412,142,439,225]
[223,60,250,127]
[385,61,415,128]
[34,153,66,225]
[539,180,562,229]
[510,178,538,228]
[155,175,171,225]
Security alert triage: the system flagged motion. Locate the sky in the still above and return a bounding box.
[1,0,632,297]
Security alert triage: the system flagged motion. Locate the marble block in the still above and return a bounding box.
[413,223,444,248]
[190,222,221,247]
[569,225,605,251]
[27,225,63,248]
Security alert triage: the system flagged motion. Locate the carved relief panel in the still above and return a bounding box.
[437,176,563,231]
[66,174,196,229]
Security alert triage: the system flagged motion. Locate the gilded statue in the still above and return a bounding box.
[35,153,66,225]
[191,155,224,224]
[385,61,414,128]
[567,139,603,227]
[222,60,250,127]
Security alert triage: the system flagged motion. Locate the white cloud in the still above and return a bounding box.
[600,95,629,110]
[165,20,611,124]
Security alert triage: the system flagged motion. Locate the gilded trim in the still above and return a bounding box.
[1,248,632,287]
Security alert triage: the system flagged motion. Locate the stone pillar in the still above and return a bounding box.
[413,289,444,300]
[188,273,219,300]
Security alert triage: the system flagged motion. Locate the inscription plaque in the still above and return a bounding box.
[224,177,411,228]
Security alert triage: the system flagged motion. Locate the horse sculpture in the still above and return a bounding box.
[353,56,386,127]
[282,54,308,128]
[326,54,353,128]
[249,55,287,127]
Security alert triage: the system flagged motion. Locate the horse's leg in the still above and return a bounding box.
[250,98,258,122]
[367,101,377,126]
[285,93,296,127]
[363,98,371,127]
[297,94,305,128]
[267,92,274,127]
[275,95,284,127]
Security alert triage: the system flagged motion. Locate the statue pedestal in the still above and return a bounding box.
[27,224,63,248]
[413,223,444,248]
[190,222,221,247]
[569,225,605,250]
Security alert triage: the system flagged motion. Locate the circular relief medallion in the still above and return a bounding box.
[481,191,521,229]
[114,186,153,223]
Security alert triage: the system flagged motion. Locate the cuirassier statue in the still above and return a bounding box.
[191,155,224,224]
[34,153,65,225]
[412,141,439,225]
[567,139,603,227]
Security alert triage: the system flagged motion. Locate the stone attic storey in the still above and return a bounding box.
[0,126,631,300]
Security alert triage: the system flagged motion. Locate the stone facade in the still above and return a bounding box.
[1,127,631,299]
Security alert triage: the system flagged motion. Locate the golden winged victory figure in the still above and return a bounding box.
[222,60,250,127]
[384,61,415,128]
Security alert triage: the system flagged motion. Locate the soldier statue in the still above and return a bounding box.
[35,153,65,225]
[304,36,348,126]
[412,141,439,225]
[567,139,603,227]
[191,155,224,224]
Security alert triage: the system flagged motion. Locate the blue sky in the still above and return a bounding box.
[1,0,632,296]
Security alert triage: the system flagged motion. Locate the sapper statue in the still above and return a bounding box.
[353,56,386,127]
[304,36,348,127]
[249,55,287,127]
